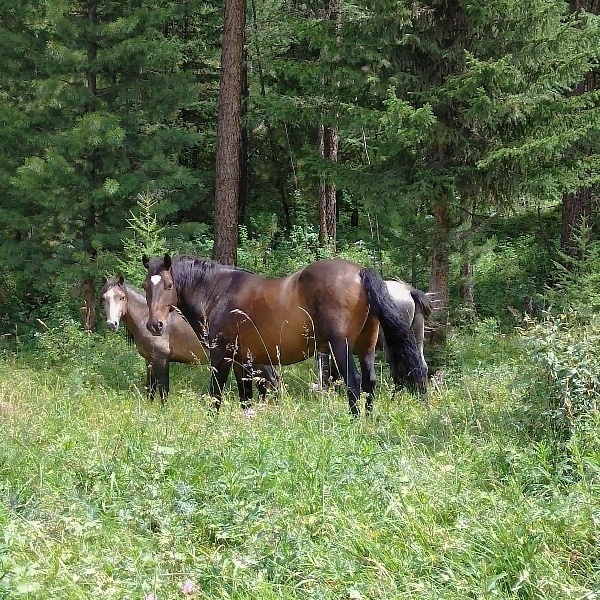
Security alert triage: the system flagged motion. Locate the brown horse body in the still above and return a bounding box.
[100,277,277,404]
[143,255,427,416]
[317,279,432,388]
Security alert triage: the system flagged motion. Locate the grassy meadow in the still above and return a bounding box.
[1,321,599,599]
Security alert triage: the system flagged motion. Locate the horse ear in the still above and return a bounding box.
[142,254,150,269]
[118,275,124,285]
[164,253,172,270]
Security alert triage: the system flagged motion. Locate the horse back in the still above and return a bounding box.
[218,259,375,363]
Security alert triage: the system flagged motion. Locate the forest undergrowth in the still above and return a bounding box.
[1,314,599,600]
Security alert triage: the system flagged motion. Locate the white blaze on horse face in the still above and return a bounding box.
[150,275,162,286]
[104,287,124,327]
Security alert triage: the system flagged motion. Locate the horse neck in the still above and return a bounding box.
[174,259,240,314]
[121,285,150,337]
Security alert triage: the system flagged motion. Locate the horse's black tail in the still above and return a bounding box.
[360,268,427,393]
[410,288,433,319]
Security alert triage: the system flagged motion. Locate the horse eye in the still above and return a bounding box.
[166,283,173,291]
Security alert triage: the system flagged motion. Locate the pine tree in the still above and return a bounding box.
[213,0,246,265]
[1,0,203,327]
[251,0,599,332]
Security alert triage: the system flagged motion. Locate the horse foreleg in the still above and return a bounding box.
[154,357,169,405]
[146,362,157,401]
[329,339,361,417]
[209,352,232,412]
[232,360,252,410]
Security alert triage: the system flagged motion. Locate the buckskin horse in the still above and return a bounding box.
[142,255,427,416]
[100,276,277,404]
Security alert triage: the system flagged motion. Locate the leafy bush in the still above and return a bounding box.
[517,219,600,438]
[522,310,600,437]
[458,233,550,325]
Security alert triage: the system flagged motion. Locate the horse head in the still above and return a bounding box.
[100,275,126,331]
[143,253,177,336]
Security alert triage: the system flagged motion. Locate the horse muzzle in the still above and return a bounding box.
[106,320,119,331]
[146,320,165,336]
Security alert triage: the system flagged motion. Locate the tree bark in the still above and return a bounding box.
[213,0,246,265]
[318,124,338,248]
[81,0,98,332]
[459,200,475,321]
[82,277,96,332]
[561,189,591,256]
[317,0,341,250]
[561,0,597,258]
[238,55,249,228]
[428,196,450,348]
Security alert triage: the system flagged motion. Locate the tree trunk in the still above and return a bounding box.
[317,0,341,250]
[428,196,450,353]
[561,0,597,258]
[460,262,474,315]
[82,0,98,332]
[318,124,338,249]
[238,53,249,228]
[82,277,96,332]
[213,0,246,265]
[459,200,475,322]
[561,189,591,256]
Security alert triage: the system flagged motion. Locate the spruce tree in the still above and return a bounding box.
[1,0,203,327]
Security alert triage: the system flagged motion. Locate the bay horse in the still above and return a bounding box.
[142,255,427,416]
[100,277,277,404]
[316,279,432,389]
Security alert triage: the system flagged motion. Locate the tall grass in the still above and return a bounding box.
[1,323,599,599]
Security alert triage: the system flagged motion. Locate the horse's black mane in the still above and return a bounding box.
[169,255,251,288]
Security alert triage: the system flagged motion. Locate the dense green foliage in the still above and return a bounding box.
[0,0,599,331]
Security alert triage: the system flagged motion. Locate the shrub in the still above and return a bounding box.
[522,310,600,437]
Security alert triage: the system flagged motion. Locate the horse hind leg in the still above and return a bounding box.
[314,352,332,391]
[358,349,377,415]
[412,311,429,379]
[255,365,278,403]
[329,339,361,417]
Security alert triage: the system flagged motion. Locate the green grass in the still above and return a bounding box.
[1,325,599,599]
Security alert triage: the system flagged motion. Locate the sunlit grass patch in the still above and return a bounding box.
[1,328,600,599]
